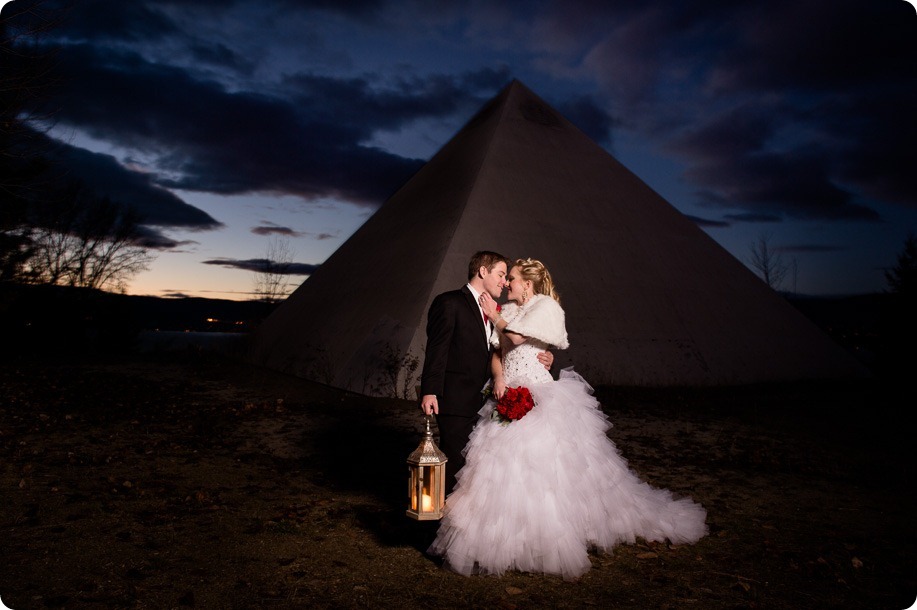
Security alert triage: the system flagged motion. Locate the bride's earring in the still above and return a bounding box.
[522,289,527,302]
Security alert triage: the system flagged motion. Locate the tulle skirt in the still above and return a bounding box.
[428,368,708,580]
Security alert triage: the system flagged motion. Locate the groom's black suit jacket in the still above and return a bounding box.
[420,286,492,492]
[420,285,491,417]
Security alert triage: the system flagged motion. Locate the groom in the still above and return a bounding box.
[420,251,552,495]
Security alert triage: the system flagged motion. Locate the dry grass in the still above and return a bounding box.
[1,351,914,609]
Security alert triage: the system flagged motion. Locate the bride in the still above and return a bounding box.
[428,258,708,580]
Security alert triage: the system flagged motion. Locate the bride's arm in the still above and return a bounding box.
[491,314,528,346]
[482,297,527,346]
[487,302,552,369]
[490,349,507,400]
[497,323,551,368]
[502,330,528,346]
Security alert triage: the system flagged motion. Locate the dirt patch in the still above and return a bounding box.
[1,353,914,609]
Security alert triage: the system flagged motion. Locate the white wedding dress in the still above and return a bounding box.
[428,296,708,580]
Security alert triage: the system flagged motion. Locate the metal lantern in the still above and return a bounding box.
[406,416,448,520]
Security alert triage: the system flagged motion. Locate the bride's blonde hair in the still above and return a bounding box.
[514,258,561,304]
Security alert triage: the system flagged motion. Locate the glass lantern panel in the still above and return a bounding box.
[421,465,436,512]
[409,467,419,510]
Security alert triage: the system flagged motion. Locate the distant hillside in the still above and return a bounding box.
[0,282,892,371]
[786,292,887,369]
[1,283,275,330]
[122,293,277,332]
[0,283,277,358]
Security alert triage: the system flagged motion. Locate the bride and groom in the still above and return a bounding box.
[419,251,708,580]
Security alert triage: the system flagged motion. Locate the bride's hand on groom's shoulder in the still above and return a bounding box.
[479,293,498,318]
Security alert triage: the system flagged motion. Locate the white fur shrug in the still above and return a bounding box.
[490,293,569,349]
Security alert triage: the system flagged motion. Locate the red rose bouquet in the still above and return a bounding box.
[492,386,535,425]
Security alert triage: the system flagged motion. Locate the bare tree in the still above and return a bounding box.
[748,232,790,290]
[252,236,295,303]
[0,208,34,282]
[372,343,422,399]
[885,233,916,299]
[28,184,82,285]
[879,234,917,379]
[2,4,154,294]
[28,187,156,292]
[790,256,799,296]
[0,0,64,283]
[63,198,150,291]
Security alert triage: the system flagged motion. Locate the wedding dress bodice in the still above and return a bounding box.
[502,340,553,386]
[492,294,566,387]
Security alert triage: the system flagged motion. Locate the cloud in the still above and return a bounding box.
[817,93,917,208]
[43,134,223,229]
[777,244,846,254]
[32,16,578,213]
[569,0,916,218]
[306,231,336,240]
[24,4,611,219]
[134,227,200,251]
[201,257,318,275]
[251,224,302,237]
[722,213,783,224]
[689,150,881,222]
[277,68,515,144]
[271,0,385,19]
[42,42,479,206]
[187,40,255,74]
[249,224,338,240]
[669,105,883,222]
[707,1,915,95]
[20,0,914,235]
[685,214,729,228]
[42,0,181,44]
[9,126,220,247]
[555,94,616,147]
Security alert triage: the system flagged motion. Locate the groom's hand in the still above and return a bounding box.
[421,394,439,415]
[538,350,554,370]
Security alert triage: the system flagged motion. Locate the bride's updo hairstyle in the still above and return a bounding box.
[514,258,561,304]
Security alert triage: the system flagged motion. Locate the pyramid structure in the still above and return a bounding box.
[247,80,869,394]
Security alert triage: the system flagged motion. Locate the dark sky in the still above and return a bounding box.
[3,0,916,297]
